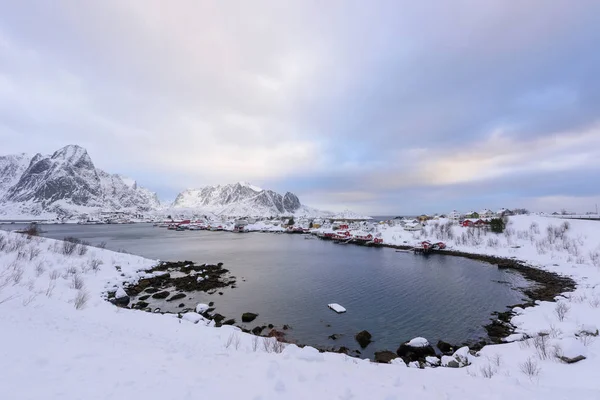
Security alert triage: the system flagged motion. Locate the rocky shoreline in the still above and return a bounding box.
[106,245,576,367]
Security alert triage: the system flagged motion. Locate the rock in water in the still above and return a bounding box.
[151,291,170,299]
[407,337,429,347]
[355,330,372,348]
[374,351,398,364]
[251,326,265,335]
[436,340,455,354]
[167,293,186,302]
[242,312,258,323]
[195,303,209,313]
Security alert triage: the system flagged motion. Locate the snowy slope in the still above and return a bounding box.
[97,170,160,211]
[171,182,307,217]
[0,153,32,199]
[330,209,373,220]
[1,219,600,399]
[0,145,161,218]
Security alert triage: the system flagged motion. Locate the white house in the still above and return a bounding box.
[448,210,461,221]
[479,209,494,218]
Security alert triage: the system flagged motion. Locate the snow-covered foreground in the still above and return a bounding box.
[1,216,600,399]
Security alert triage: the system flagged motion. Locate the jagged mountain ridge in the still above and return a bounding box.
[0,145,160,217]
[0,146,355,219]
[171,182,306,217]
[0,153,31,196]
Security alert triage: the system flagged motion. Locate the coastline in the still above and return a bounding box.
[1,215,599,399]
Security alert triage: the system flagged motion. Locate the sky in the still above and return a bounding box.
[1,0,600,215]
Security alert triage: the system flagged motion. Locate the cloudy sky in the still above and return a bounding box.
[1,1,599,215]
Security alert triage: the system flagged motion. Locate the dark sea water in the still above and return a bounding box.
[2,223,529,358]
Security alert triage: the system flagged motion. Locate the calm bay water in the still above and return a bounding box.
[3,223,529,358]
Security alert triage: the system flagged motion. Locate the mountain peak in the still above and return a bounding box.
[1,145,160,215]
[236,181,262,192]
[52,144,88,161]
[171,182,302,216]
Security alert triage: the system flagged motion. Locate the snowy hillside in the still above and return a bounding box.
[0,145,160,219]
[1,217,600,398]
[330,209,373,220]
[171,182,320,217]
[0,153,32,198]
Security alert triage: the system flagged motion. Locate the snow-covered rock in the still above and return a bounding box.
[115,287,128,299]
[425,356,441,366]
[295,346,324,362]
[559,337,588,359]
[181,312,210,325]
[195,303,210,313]
[441,355,460,368]
[502,333,525,343]
[407,337,429,348]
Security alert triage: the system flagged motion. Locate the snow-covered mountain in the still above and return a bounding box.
[170,182,320,217]
[0,145,160,219]
[0,145,368,220]
[0,153,32,197]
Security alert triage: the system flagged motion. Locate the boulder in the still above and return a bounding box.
[223,319,236,326]
[138,295,150,301]
[167,293,186,302]
[355,330,372,348]
[577,324,599,337]
[133,301,149,309]
[436,340,455,354]
[151,291,170,299]
[195,303,210,313]
[113,287,130,306]
[283,324,291,330]
[268,329,286,340]
[425,356,441,367]
[559,355,587,364]
[114,295,130,307]
[441,355,460,368]
[252,326,265,335]
[242,312,258,323]
[397,342,436,363]
[182,312,207,324]
[328,334,342,340]
[374,351,398,364]
[407,337,429,347]
[452,346,473,366]
[212,313,226,323]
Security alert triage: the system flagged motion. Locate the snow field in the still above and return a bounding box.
[1,216,600,399]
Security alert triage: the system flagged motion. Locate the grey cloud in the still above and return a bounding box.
[1,1,600,214]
